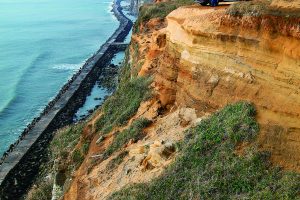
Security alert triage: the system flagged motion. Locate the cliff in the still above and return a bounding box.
[26,0,300,199]
[154,3,300,171]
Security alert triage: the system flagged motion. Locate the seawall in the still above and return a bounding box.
[0,0,133,199]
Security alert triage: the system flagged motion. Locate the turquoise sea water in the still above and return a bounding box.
[0,0,119,155]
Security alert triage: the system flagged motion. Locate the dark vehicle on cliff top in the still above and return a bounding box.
[196,0,223,6]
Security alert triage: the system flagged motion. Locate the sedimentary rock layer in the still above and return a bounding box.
[153,5,300,171]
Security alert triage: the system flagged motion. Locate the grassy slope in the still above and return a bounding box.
[110,102,300,199]
[103,118,152,159]
[26,49,152,200]
[95,76,152,135]
[26,123,85,200]
[105,118,152,171]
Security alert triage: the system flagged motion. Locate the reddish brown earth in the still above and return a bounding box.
[63,2,300,199]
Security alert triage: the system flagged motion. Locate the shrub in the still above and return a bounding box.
[110,102,300,199]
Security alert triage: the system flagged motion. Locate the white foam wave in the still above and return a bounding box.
[52,62,84,71]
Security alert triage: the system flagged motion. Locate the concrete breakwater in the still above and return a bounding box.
[0,0,133,199]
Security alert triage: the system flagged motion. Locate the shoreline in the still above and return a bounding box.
[0,0,132,198]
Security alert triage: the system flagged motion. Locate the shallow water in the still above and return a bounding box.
[0,0,119,155]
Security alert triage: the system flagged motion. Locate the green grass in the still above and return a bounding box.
[82,140,91,155]
[26,123,85,200]
[103,118,152,159]
[110,102,300,200]
[226,1,269,17]
[106,151,129,170]
[226,0,300,17]
[118,48,132,84]
[72,149,84,168]
[27,45,152,200]
[52,123,89,170]
[95,77,152,135]
[51,123,85,161]
[134,0,194,33]
[94,42,151,137]
[26,178,53,200]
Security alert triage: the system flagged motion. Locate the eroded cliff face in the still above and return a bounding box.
[136,5,300,171]
[61,2,300,199]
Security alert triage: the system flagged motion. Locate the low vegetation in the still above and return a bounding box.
[26,178,53,200]
[27,46,152,200]
[106,151,129,171]
[110,102,300,199]
[227,0,300,17]
[26,0,300,197]
[51,123,85,163]
[134,0,194,32]
[26,123,85,200]
[104,118,151,159]
[94,22,152,136]
[95,77,152,135]
[82,140,91,155]
[226,1,269,16]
